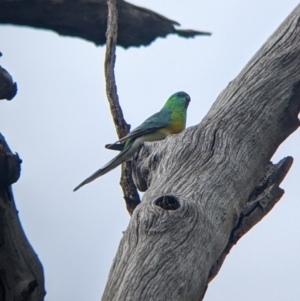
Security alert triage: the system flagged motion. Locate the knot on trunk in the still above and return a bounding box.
[154,195,181,211]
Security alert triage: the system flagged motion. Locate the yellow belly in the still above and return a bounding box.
[158,120,185,135]
[142,119,185,143]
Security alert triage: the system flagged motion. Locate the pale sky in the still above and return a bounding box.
[0,0,299,300]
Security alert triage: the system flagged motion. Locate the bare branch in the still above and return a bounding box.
[105,0,129,138]
[208,157,293,282]
[0,0,211,48]
[105,0,140,214]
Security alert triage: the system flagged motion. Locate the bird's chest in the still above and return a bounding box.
[158,119,185,135]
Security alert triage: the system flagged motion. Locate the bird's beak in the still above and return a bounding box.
[185,95,191,107]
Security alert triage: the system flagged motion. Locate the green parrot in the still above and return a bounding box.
[73,91,190,192]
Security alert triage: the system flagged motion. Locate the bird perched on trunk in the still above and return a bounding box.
[73,91,190,192]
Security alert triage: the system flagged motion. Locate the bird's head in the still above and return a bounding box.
[165,91,191,109]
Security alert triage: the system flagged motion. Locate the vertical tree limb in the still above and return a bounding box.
[0,134,46,301]
[104,0,140,214]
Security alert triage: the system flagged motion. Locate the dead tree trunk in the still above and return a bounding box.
[101,4,300,301]
[0,63,44,301]
[0,133,45,301]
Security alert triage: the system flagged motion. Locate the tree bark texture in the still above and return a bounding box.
[101,4,300,301]
[0,0,211,48]
[0,134,45,301]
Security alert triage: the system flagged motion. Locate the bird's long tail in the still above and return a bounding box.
[73,154,125,192]
[73,139,136,192]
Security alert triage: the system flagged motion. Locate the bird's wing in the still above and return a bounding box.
[112,110,171,145]
[105,143,125,151]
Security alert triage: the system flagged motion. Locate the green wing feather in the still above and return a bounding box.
[106,109,171,150]
[105,143,125,151]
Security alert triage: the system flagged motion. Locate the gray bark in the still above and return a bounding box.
[101,4,300,301]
